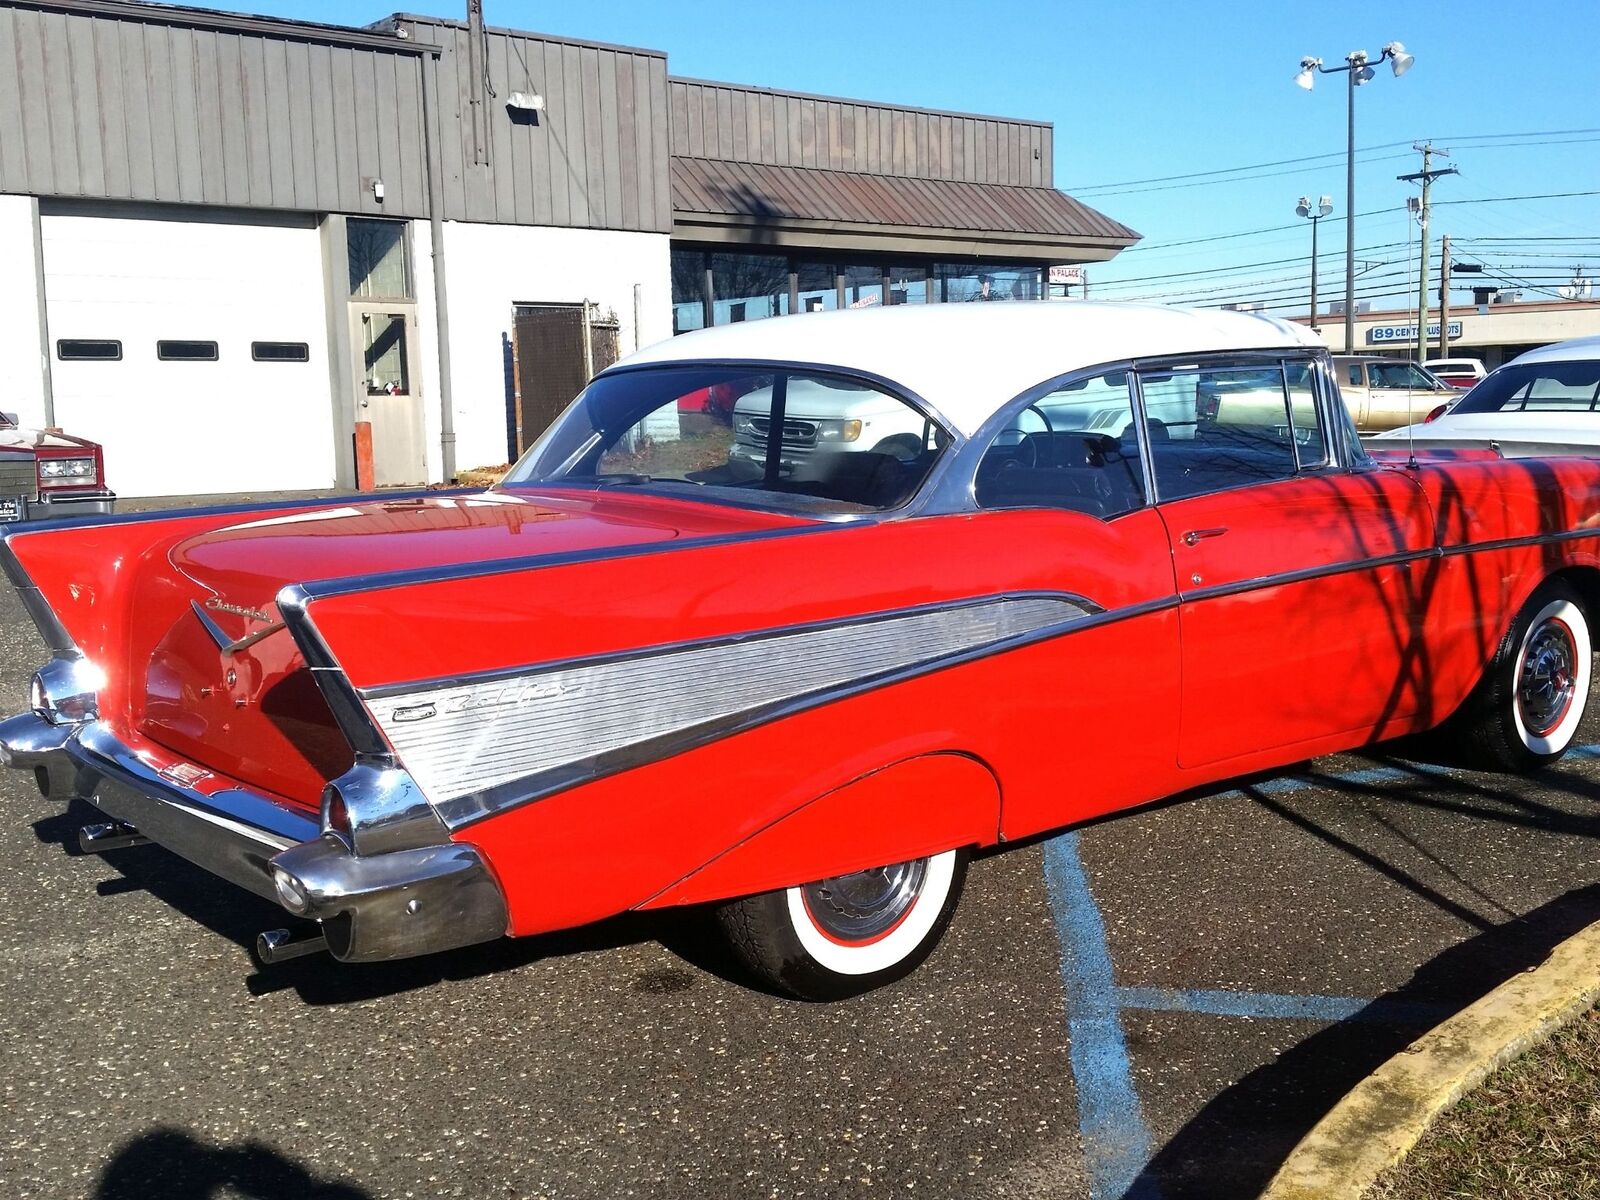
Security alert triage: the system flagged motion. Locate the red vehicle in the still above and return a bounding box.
[3,304,1596,1000]
[0,415,114,522]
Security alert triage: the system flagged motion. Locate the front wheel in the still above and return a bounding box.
[1449,579,1593,771]
[716,849,967,1001]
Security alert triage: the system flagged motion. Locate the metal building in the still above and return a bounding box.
[0,0,1137,497]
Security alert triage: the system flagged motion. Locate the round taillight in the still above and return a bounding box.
[1423,403,1450,424]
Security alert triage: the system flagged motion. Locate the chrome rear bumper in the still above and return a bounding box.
[0,714,508,963]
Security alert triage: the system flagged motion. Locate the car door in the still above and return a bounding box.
[1142,356,1436,769]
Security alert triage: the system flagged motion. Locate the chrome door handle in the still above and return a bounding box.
[1182,527,1229,546]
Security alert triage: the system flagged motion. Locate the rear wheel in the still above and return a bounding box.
[1449,579,1592,771]
[716,849,967,1001]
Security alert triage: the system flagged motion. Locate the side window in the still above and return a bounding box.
[1141,364,1327,503]
[578,369,947,511]
[1346,363,1363,387]
[975,371,1147,518]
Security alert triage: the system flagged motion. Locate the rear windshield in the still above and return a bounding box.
[1453,359,1600,414]
[503,365,951,514]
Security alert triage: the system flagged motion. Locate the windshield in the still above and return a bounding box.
[503,365,951,513]
[1453,359,1600,415]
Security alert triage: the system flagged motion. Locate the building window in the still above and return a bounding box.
[890,265,930,305]
[360,313,410,395]
[936,263,1044,303]
[252,341,311,362]
[840,265,885,310]
[348,219,412,299]
[711,251,788,325]
[156,340,219,361]
[671,249,709,334]
[796,262,839,314]
[56,339,122,361]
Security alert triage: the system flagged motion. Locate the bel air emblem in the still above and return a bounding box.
[392,702,438,723]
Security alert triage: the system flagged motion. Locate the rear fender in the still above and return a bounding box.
[641,753,1001,909]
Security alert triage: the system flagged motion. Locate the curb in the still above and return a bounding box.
[1259,918,1600,1200]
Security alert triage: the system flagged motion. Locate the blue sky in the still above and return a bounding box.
[249,0,1597,315]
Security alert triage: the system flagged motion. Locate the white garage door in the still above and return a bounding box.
[43,207,335,498]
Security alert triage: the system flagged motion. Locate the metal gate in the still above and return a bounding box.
[511,303,621,455]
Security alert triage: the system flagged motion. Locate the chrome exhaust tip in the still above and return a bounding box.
[255,927,329,965]
[78,821,150,853]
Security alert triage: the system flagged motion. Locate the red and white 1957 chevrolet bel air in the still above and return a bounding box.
[3,303,1596,1000]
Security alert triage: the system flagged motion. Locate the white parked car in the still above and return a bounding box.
[1424,357,1488,390]
[729,374,945,470]
[1331,355,1458,431]
[1372,336,1600,457]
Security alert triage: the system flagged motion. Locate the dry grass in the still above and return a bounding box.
[1369,1005,1600,1199]
[454,464,510,487]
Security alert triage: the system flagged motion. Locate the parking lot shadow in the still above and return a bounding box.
[32,795,755,1003]
[1135,880,1600,1199]
[97,1128,371,1199]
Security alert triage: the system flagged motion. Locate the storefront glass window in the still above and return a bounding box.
[671,250,709,334]
[711,252,789,325]
[889,264,930,305]
[935,263,1043,304]
[840,265,885,311]
[796,262,839,314]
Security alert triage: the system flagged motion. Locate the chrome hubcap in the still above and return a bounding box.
[801,859,928,943]
[1519,620,1577,736]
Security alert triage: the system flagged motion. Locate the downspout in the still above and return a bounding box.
[420,48,457,482]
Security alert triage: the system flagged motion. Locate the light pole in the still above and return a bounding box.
[1295,195,1333,332]
[1295,42,1415,353]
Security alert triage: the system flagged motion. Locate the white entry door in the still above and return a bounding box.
[350,306,426,486]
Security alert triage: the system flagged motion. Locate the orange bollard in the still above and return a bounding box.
[354,421,375,491]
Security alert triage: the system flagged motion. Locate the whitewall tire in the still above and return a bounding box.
[717,849,967,1000]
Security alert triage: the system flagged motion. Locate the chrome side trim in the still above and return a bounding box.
[1179,546,1439,605]
[362,594,1102,829]
[359,589,1105,701]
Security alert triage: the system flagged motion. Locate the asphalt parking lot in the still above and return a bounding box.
[3,509,1599,1199]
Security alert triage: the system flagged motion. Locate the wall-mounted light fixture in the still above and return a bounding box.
[507,91,545,113]
[371,178,386,203]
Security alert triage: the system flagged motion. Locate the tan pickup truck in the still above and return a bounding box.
[1332,355,1458,431]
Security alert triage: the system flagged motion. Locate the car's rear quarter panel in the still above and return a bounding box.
[302,508,1183,935]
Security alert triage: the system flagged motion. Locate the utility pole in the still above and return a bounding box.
[1398,144,1457,366]
[1437,235,1451,359]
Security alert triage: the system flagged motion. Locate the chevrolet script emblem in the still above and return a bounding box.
[205,597,275,624]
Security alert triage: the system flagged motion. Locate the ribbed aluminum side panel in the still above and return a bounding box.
[366,596,1089,814]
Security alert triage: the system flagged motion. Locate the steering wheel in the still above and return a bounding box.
[1009,403,1055,468]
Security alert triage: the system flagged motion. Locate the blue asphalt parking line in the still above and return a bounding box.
[1043,833,1164,1200]
[1044,741,1600,1200]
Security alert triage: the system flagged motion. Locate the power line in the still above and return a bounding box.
[1064,127,1600,196]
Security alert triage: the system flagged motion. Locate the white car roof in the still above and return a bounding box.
[1509,335,1600,366]
[619,301,1322,436]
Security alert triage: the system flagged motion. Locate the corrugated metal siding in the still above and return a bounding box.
[668,78,1051,188]
[400,18,671,233]
[0,3,430,216]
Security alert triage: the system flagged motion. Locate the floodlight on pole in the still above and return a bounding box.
[1295,40,1414,352]
[1295,193,1334,331]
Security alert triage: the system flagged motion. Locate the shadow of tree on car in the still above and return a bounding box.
[97,1128,371,1199]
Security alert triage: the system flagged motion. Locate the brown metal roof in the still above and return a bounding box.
[671,156,1139,249]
